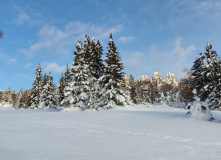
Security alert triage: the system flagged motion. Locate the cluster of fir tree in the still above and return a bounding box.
[9,64,58,109]
[0,86,31,109]
[2,34,130,110]
[29,64,58,109]
[191,42,221,110]
[5,65,69,109]
[60,34,130,110]
[127,73,191,107]
[12,89,31,109]
[0,86,16,105]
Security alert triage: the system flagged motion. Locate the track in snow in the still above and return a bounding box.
[0,104,221,160]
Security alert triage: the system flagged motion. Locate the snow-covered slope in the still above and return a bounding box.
[0,104,221,160]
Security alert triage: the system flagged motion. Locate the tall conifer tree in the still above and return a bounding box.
[98,33,130,109]
[191,52,205,99]
[90,38,104,80]
[191,43,221,110]
[43,73,49,86]
[64,64,70,85]
[39,72,57,109]
[58,73,65,105]
[30,64,43,109]
[62,41,94,110]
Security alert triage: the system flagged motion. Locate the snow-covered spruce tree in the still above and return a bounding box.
[13,89,23,109]
[208,62,221,110]
[91,38,104,80]
[1,86,13,105]
[188,43,220,120]
[201,44,218,101]
[150,77,162,103]
[89,37,105,109]
[133,78,151,104]
[2,87,10,105]
[39,72,58,109]
[187,100,213,121]
[98,33,130,109]
[83,35,103,78]
[22,89,31,109]
[141,81,151,104]
[192,43,220,105]
[128,74,137,103]
[204,44,221,110]
[178,70,194,105]
[82,36,97,109]
[83,35,92,64]
[64,64,70,86]
[0,90,3,104]
[57,73,65,105]
[42,73,49,86]
[192,43,220,104]
[134,80,143,104]
[10,90,16,105]
[29,64,43,109]
[62,41,95,110]
[191,52,205,98]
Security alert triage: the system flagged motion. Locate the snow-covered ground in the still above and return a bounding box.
[0,104,221,160]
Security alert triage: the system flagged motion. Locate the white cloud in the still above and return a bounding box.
[11,3,42,26]
[148,37,195,79]
[189,1,221,18]
[44,63,66,74]
[0,52,17,64]
[9,58,17,63]
[123,37,195,79]
[118,36,135,43]
[26,25,67,53]
[24,63,34,69]
[123,51,146,76]
[168,0,221,24]
[21,22,123,56]
[12,12,30,25]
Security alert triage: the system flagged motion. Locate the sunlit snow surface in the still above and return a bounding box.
[0,104,221,160]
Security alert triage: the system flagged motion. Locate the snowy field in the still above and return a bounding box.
[0,104,221,160]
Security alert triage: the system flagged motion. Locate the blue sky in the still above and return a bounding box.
[1,0,221,92]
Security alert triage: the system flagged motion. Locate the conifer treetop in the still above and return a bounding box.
[77,41,82,49]
[206,42,212,52]
[92,37,95,44]
[109,33,113,42]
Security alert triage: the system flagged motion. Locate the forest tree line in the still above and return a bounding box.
[0,35,220,111]
[1,34,130,110]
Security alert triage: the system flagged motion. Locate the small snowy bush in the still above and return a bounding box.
[188,101,213,121]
